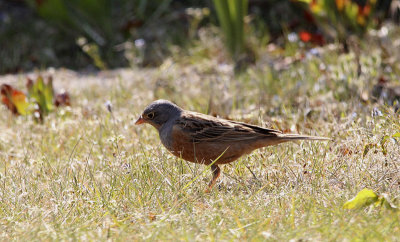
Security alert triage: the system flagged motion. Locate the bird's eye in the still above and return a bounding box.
[147,112,155,119]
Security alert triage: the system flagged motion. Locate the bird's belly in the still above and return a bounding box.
[169,139,253,165]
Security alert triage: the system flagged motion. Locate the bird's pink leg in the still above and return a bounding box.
[205,164,220,193]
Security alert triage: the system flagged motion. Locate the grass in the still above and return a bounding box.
[1,26,400,240]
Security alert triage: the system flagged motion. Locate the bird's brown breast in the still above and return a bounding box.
[169,125,259,165]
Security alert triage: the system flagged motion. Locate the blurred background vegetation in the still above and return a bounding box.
[0,0,398,74]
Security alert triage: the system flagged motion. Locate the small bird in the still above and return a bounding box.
[135,100,329,191]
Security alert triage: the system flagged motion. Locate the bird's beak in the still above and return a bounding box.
[135,116,145,125]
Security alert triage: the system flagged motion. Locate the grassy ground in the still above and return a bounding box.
[1,26,400,240]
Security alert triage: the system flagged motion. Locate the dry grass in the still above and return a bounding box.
[1,26,400,240]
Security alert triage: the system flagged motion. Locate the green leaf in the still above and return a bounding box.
[212,0,247,60]
[392,133,400,138]
[381,135,390,156]
[362,143,376,158]
[43,77,54,112]
[343,188,379,209]
[28,76,54,115]
[32,0,69,24]
[36,76,49,114]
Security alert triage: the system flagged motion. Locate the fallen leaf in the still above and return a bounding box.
[12,90,30,115]
[148,212,156,221]
[339,146,353,156]
[2,75,71,120]
[343,188,379,209]
[1,84,18,114]
[1,84,30,115]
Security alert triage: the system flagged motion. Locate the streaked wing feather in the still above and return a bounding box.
[176,112,280,143]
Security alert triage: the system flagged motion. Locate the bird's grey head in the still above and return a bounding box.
[135,99,182,130]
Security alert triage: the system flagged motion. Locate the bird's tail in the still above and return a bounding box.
[278,133,331,142]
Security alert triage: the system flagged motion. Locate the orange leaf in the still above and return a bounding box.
[357,15,366,26]
[12,89,27,102]
[1,84,29,115]
[336,0,345,11]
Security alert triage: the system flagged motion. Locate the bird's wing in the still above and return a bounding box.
[175,112,282,143]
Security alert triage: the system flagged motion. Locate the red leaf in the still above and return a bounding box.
[299,31,325,45]
[299,31,312,42]
[1,96,17,114]
[363,5,371,16]
[1,84,25,115]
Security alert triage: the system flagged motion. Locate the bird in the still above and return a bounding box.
[135,99,329,191]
